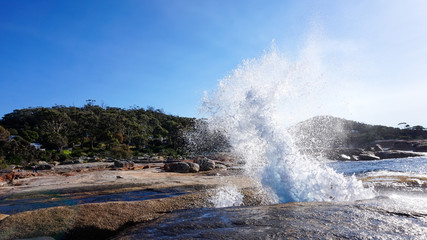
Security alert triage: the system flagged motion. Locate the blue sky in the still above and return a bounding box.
[1,0,427,127]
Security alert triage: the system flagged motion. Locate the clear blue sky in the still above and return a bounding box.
[1,0,427,127]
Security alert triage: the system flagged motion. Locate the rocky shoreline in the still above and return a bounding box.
[320,139,427,161]
[1,144,427,239]
[0,157,254,239]
[327,148,425,161]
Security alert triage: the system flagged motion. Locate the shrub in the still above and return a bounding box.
[38,151,51,162]
[162,148,178,157]
[6,155,23,165]
[61,149,72,156]
[110,144,133,159]
[58,153,70,162]
[71,150,85,158]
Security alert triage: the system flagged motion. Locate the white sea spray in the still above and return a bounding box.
[210,185,244,208]
[203,45,375,203]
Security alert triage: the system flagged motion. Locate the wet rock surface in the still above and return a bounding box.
[112,201,427,239]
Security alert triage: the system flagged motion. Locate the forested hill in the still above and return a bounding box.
[289,115,427,149]
[0,103,195,166]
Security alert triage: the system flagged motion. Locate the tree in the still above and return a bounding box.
[43,132,68,152]
[40,108,71,134]
[22,130,39,142]
[0,126,10,141]
[411,125,426,139]
[76,111,99,150]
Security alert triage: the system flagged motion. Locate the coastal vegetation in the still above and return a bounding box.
[0,101,195,167]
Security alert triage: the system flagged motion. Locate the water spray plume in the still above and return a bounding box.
[210,185,244,208]
[203,44,375,203]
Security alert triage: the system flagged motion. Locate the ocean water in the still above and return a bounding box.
[329,156,427,176]
[0,188,186,214]
[330,157,427,210]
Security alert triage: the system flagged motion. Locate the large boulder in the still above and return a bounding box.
[196,158,216,171]
[187,162,200,173]
[35,161,53,170]
[164,162,191,173]
[113,160,134,169]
